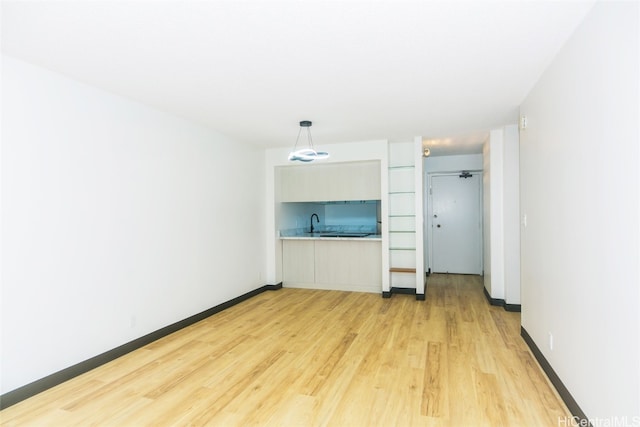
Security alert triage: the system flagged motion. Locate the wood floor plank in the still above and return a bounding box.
[421,341,448,418]
[446,344,483,426]
[0,275,572,426]
[474,369,510,426]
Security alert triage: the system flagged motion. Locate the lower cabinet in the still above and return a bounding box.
[282,240,315,284]
[282,239,382,293]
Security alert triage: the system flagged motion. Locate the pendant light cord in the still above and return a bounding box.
[291,125,316,152]
[306,126,315,152]
[291,127,304,152]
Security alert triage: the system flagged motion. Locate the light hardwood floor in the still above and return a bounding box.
[0,274,571,426]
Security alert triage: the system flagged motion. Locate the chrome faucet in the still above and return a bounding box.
[310,213,319,233]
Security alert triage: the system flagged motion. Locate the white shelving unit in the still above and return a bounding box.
[386,141,425,299]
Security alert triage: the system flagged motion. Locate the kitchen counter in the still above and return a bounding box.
[280,231,382,241]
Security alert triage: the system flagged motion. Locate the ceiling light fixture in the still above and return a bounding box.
[288,121,329,162]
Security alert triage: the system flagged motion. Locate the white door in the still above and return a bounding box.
[430,173,482,274]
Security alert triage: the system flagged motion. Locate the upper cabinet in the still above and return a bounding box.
[280,160,381,202]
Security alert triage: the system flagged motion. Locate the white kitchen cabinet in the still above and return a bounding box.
[280,161,380,202]
[314,240,381,290]
[281,239,382,293]
[282,240,315,284]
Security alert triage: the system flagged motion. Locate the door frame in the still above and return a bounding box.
[425,170,484,274]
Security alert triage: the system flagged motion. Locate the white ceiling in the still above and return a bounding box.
[1,1,594,155]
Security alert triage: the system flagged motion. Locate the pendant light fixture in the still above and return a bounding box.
[288,120,329,162]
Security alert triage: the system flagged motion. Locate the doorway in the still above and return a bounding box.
[427,172,483,274]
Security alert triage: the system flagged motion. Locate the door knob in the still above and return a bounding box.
[437,224,441,228]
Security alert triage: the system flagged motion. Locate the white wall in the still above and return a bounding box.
[503,125,520,305]
[0,55,266,394]
[482,126,520,304]
[423,154,483,174]
[482,141,493,295]
[483,131,504,299]
[520,2,639,420]
[413,138,425,294]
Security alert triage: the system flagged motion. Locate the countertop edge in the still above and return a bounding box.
[280,235,382,241]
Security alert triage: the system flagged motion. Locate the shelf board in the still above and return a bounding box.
[389,267,417,273]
